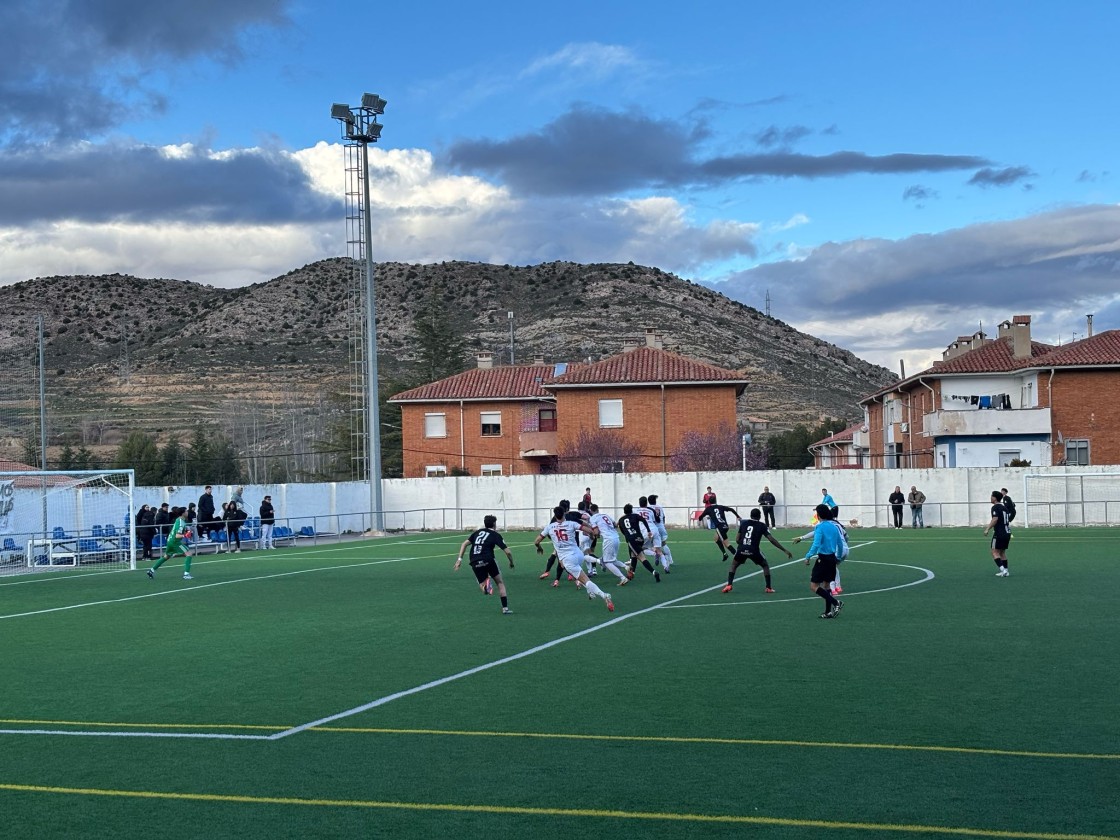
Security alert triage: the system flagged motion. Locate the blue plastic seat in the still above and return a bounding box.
[52,527,67,539]
[105,524,117,536]
[3,538,16,551]
[79,538,100,553]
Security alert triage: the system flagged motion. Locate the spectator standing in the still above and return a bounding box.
[908,486,926,528]
[221,501,245,553]
[582,487,592,507]
[154,503,171,540]
[259,495,276,550]
[135,504,155,560]
[230,486,246,513]
[888,486,905,529]
[757,486,777,528]
[701,486,717,529]
[198,486,216,540]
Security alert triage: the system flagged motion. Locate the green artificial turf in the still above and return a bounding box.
[1,526,1116,839]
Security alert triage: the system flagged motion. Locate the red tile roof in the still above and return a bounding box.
[390,364,566,402]
[546,346,748,389]
[860,329,1120,404]
[809,423,860,448]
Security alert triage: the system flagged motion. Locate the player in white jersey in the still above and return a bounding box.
[587,504,633,585]
[534,507,615,612]
[637,495,668,573]
[646,494,674,569]
[575,500,599,576]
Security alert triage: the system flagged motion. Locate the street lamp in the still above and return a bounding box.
[332,93,387,532]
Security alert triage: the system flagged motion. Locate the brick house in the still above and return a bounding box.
[808,423,866,469]
[389,335,749,477]
[856,315,1120,468]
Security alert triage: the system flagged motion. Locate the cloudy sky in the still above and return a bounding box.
[2,1,1117,373]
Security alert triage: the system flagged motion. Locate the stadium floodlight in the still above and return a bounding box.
[331,94,388,533]
[361,93,387,114]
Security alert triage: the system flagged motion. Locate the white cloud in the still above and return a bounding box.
[521,42,644,80]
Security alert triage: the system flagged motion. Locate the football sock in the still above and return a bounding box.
[764,572,771,588]
[500,596,508,608]
[183,555,192,573]
[152,556,166,570]
[641,558,656,573]
[584,580,606,600]
[727,572,735,586]
[545,555,557,572]
[817,588,834,607]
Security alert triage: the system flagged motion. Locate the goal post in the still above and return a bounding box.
[0,469,136,576]
[1023,473,1120,527]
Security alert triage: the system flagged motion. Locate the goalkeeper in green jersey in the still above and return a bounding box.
[147,506,195,580]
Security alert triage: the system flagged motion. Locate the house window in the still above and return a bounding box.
[425,465,447,477]
[480,411,502,437]
[538,408,557,432]
[999,450,1021,467]
[600,460,624,473]
[1066,439,1090,466]
[885,398,903,424]
[481,464,502,477]
[424,413,447,438]
[598,399,623,428]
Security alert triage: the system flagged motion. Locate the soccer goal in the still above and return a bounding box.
[1023,473,1120,527]
[0,469,136,576]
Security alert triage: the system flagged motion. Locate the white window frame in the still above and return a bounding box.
[424,413,447,439]
[425,465,448,477]
[480,411,502,437]
[480,464,502,477]
[998,449,1021,467]
[598,399,623,428]
[600,460,624,473]
[1066,439,1090,466]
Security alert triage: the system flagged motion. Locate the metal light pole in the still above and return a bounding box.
[332,94,387,532]
[508,310,515,364]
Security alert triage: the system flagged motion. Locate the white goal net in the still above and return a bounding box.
[1023,473,1120,527]
[0,469,136,576]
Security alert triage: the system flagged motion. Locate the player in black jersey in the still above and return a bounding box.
[454,514,515,614]
[983,490,1012,577]
[617,503,661,582]
[723,508,792,594]
[697,502,741,561]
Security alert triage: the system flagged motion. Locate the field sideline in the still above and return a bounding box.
[1,526,1116,839]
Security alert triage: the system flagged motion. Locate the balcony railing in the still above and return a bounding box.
[922,407,1051,437]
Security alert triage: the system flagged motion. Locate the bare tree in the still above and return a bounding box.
[558,428,644,474]
[670,421,766,471]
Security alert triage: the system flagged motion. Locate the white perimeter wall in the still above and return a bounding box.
[10,465,1119,540]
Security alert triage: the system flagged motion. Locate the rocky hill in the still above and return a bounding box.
[0,259,897,461]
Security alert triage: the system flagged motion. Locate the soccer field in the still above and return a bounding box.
[1,526,1116,840]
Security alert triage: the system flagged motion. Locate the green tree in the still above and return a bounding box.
[412,294,467,383]
[160,437,186,485]
[74,446,95,469]
[113,431,163,485]
[186,428,213,484]
[765,419,843,470]
[208,434,244,484]
[57,442,76,470]
[20,431,41,469]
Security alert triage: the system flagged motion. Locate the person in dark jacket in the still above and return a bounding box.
[757,486,777,527]
[198,486,216,540]
[135,504,155,560]
[259,495,276,550]
[888,486,905,529]
[221,501,246,553]
[153,503,171,540]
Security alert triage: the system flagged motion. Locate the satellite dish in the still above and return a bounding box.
[860,424,869,433]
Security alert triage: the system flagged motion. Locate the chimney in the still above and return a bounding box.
[1010,314,1032,359]
[1087,314,1094,338]
[622,338,640,352]
[476,351,494,369]
[532,355,546,365]
[969,330,989,351]
[644,328,663,349]
[943,336,973,361]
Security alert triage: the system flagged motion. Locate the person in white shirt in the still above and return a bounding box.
[646,494,674,569]
[587,504,633,585]
[637,495,668,573]
[534,507,615,612]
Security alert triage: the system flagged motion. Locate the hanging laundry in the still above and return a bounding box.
[979,395,992,409]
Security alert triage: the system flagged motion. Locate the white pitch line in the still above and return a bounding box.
[0,728,271,741]
[0,557,413,621]
[267,557,807,741]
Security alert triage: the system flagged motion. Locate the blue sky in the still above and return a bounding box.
[1,0,1117,373]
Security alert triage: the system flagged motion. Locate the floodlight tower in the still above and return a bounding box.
[332,94,387,533]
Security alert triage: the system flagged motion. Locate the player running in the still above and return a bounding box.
[723,508,792,594]
[146,506,194,580]
[618,503,660,582]
[454,515,515,614]
[646,494,674,569]
[534,507,615,612]
[697,501,741,561]
[637,496,668,573]
[587,504,633,585]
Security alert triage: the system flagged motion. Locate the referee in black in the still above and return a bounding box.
[455,515,515,614]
